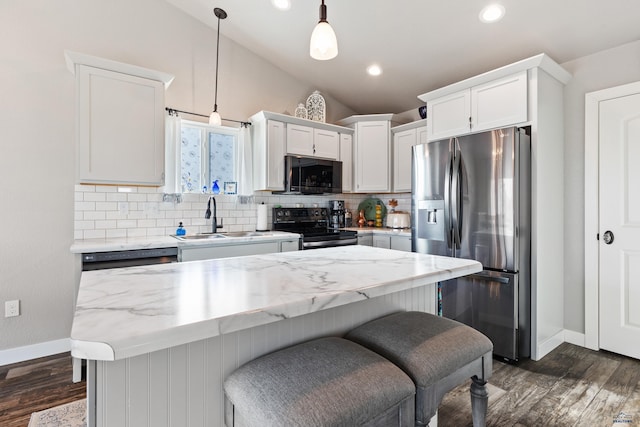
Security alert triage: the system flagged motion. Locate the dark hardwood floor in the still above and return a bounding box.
[0,343,638,427]
[440,343,640,427]
[0,352,86,427]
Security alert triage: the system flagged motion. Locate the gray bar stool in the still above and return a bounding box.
[345,311,493,427]
[224,336,416,426]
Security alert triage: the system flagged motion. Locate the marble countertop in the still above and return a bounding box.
[70,232,300,253]
[345,227,411,236]
[71,246,481,361]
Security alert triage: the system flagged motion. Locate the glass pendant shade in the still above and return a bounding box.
[209,110,222,126]
[310,21,338,60]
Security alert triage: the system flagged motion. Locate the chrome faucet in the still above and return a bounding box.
[205,196,224,233]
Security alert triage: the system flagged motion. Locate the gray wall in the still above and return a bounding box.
[0,0,355,359]
[561,40,640,333]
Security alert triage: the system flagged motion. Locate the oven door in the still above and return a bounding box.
[302,232,358,249]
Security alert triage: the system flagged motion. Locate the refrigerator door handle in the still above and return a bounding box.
[467,272,511,284]
[443,145,454,249]
[451,145,462,249]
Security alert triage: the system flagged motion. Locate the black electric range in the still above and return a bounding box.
[272,207,357,250]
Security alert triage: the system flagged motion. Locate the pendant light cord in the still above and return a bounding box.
[213,11,221,113]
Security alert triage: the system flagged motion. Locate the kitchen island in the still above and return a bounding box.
[72,245,481,426]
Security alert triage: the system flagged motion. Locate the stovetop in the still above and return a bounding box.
[272,207,355,239]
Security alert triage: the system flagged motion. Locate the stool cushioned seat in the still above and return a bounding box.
[345,311,493,427]
[224,336,416,427]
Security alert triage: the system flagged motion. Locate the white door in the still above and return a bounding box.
[599,92,640,359]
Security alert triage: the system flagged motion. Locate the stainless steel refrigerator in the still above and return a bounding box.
[412,127,530,361]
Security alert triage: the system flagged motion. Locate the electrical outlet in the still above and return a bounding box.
[5,300,20,317]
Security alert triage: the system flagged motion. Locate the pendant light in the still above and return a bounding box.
[309,0,338,60]
[209,7,227,126]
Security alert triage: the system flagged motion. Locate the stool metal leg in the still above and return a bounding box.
[470,375,488,427]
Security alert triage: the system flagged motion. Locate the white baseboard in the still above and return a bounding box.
[563,329,586,347]
[534,329,565,360]
[0,338,71,366]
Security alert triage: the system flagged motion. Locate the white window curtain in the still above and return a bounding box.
[236,124,254,196]
[163,112,182,194]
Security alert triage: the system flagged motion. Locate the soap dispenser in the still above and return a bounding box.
[176,222,186,236]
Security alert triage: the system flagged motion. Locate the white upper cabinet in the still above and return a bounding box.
[341,116,393,193]
[339,133,353,193]
[313,128,339,159]
[391,119,426,193]
[286,124,339,159]
[251,114,286,191]
[251,111,352,191]
[65,51,174,186]
[286,123,314,156]
[471,71,528,132]
[423,70,527,141]
[426,90,471,141]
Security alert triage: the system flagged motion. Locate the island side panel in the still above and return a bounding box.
[91,285,436,427]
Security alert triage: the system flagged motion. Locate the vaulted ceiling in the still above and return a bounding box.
[166,0,640,114]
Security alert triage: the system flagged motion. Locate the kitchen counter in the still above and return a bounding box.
[70,231,300,253]
[345,226,411,236]
[71,245,479,361]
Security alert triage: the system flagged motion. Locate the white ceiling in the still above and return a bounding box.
[166,0,640,115]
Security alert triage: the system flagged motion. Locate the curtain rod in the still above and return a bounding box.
[166,108,251,126]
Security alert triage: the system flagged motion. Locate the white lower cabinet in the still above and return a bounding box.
[178,239,299,262]
[358,233,412,252]
[373,235,391,249]
[280,240,301,252]
[390,235,412,252]
[357,234,373,246]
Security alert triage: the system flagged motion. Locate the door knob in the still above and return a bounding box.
[603,230,614,245]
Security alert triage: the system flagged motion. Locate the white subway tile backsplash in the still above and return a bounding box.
[117,219,137,229]
[74,184,411,240]
[106,229,127,238]
[84,229,106,239]
[95,220,117,230]
[95,202,117,211]
[75,201,95,211]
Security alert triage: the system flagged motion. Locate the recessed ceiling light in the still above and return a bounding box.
[271,0,291,11]
[479,4,505,23]
[367,64,382,76]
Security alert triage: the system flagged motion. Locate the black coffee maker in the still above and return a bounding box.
[329,200,345,230]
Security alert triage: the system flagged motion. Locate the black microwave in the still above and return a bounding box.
[283,155,343,194]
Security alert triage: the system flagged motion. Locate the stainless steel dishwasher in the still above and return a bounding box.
[81,247,178,271]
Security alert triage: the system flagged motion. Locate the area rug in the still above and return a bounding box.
[28,398,86,427]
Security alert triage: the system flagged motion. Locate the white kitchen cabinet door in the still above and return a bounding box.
[357,234,373,246]
[77,65,165,185]
[390,235,412,252]
[471,71,528,132]
[426,90,471,141]
[393,128,419,192]
[313,128,339,159]
[279,240,301,252]
[286,123,314,156]
[339,133,353,192]
[179,242,280,262]
[373,235,391,249]
[252,117,285,191]
[355,121,390,192]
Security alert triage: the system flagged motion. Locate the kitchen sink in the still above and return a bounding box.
[220,231,275,237]
[172,233,227,240]
[172,231,277,241]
